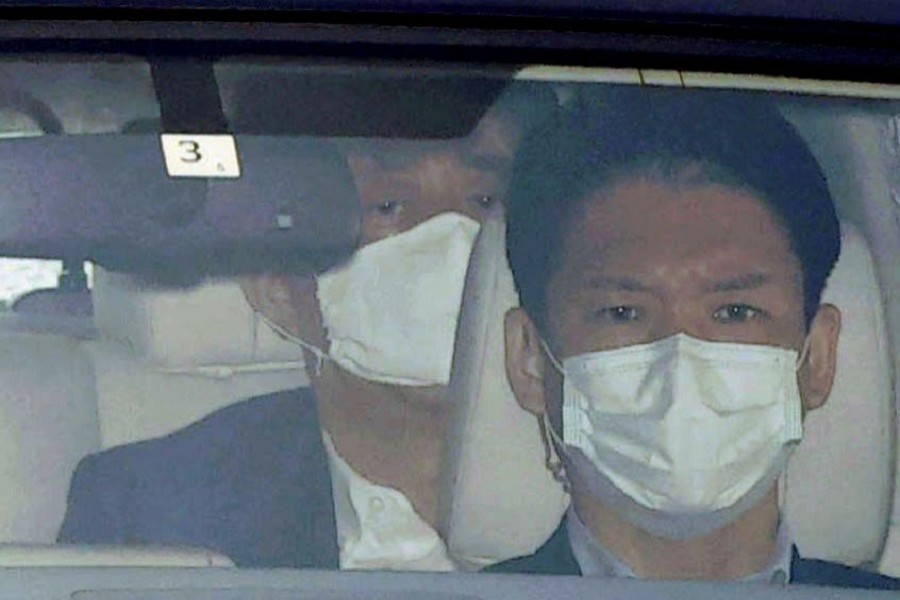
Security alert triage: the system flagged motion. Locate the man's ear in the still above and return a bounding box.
[505,307,548,416]
[239,274,325,346]
[798,303,841,412]
[239,274,289,317]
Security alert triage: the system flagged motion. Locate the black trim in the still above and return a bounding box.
[0,6,895,84]
[150,59,229,134]
[0,2,899,27]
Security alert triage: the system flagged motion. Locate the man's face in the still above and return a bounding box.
[244,109,521,377]
[345,111,517,244]
[546,177,807,358]
[506,174,839,430]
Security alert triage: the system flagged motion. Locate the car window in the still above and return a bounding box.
[0,51,897,599]
[0,258,64,310]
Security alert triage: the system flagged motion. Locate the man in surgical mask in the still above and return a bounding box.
[59,81,556,570]
[491,91,899,589]
[238,106,523,570]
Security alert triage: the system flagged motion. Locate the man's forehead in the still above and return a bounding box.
[338,107,519,167]
[340,137,463,168]
[556,179,799,280]
[344,141,514,179]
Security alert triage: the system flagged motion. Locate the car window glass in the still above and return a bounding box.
[0,54,897,596]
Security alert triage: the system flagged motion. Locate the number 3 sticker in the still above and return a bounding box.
[161,134,241,178]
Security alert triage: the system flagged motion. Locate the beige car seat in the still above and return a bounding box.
[786,222,895,566]
[0,267,306,568]
[440,216,568,569]
[85,267,309,448]
[0,332,98,543]
[442,216,895,569]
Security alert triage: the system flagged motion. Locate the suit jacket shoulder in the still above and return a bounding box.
[488,519,900,591]
[792,551,900,590]
[486,521,580,576]
[58,388,338,569]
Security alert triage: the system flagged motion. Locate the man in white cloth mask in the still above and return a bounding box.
[58,81,556,570]
[492,91,899,590]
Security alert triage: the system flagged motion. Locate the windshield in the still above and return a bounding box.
[0,52,898,596]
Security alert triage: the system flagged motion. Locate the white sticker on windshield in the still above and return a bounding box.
[160,134,241,178]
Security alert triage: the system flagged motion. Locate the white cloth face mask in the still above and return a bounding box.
[545,332,805,539]
[316,212,480,386]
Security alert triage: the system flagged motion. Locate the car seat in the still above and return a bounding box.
[441,215,895,570]
[0,332,98,542]
[85,267,309,448]
[10,260,93,318]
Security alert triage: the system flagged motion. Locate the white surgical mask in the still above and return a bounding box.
[315,212,479,386]
[545,333,805,539]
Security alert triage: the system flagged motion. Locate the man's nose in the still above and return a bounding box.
[648,313,679,343]
[649,305,708,343]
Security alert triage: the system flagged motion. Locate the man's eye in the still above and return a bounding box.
[596,306,640,323]
[713,304,763,323]
[371,200,404,217]
[467,194,496,211]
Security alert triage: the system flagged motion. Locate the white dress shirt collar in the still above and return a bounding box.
[322,431,457,572]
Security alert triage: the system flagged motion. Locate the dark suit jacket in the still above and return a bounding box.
[488,519,900,590]
[57,389,339,568]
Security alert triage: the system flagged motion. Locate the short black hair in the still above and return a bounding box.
[506,88,841,331]
[339,79,560,169]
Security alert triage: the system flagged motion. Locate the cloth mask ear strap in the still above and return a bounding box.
[254,310,330,377]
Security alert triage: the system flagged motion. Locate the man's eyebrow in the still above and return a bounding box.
[589,276,652,292]
[462,153,510,172]
[708,273,771,292]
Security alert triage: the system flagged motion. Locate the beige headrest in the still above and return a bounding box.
[92,267,303,369]
[440,216,569,569]
[786,222,895,565]
[442,218,894,569]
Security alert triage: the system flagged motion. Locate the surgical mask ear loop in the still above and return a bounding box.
[776,335,804,532]
[255,310,329,377]
[535,338,571,491]
[540,413,571,493]
[539,338,565,375]
[795,335,812,371]
[778,337,808,524]
[777,471,788,514]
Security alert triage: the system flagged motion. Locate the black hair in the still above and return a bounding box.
[341,79,560,169]
[489,79,560,136]
[506,88,841,331]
